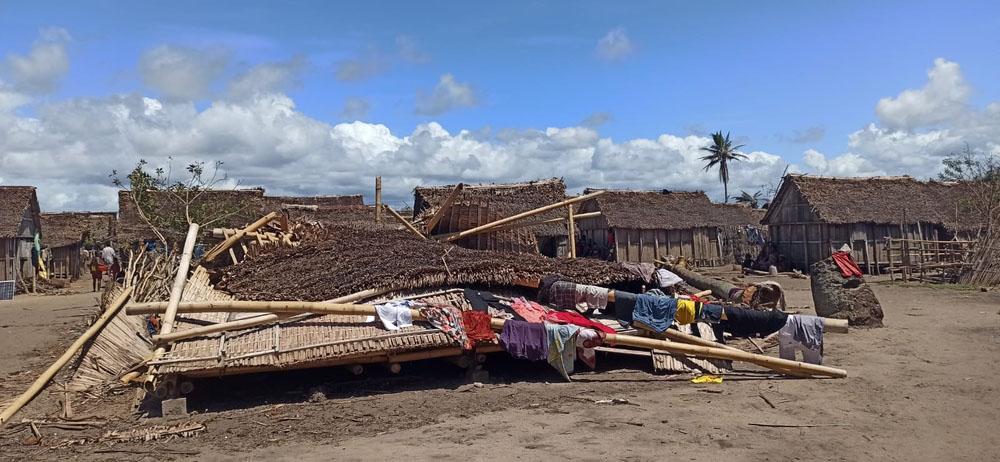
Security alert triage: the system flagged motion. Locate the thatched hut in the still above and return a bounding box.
[412,178,568,255]
[40,212,116,279]
[575,190,765,266]
[761,174,978,273]
[0,186,41,283]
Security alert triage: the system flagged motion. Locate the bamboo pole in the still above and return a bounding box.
[424,183,463,233]
[436,212,602,240]
[567,205,577,258]
[151,287,396,344]
[202,213,277,263]
[375,176,383,223]
[443,190,606,242]
[146,223,200,376]
[126,300,847,378]
[0,287,133,427]
[383,205,427,240]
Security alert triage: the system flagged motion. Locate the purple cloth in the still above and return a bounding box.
[499,320,548,361]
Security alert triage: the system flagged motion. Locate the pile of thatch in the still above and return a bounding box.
[217,223,641,301]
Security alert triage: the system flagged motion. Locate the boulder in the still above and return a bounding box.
[810,258,884,327]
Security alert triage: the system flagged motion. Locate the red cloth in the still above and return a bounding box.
[461,311,496,348]
[832,251,863,278]
[544,310,616,334]
[511,297,549,323]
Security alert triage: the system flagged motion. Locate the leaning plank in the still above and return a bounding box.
[0,287,133,427]
[126,300,847,378]
[202,212,278,263]
[443,190,605,242]
[382,205,427,240]
[424,183,463,233]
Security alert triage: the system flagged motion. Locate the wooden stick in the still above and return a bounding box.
[375,176,382,223]
[202,213,277,263]
[0,287,133,427]
[424,183,463,233]
[147,223,200,376]
[444,190,605,242]
[383,205,427,240]
[126,300,847,378]
[435,212,602,240]
[567,205,577,258]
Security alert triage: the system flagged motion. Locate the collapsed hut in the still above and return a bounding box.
[0,186,42,286]
[40,212,116,279]
[412,178,569,255]
[575,190,765,266]
[762,174,979,273]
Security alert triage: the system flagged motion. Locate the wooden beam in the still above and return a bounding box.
[443,190,606,242]
[375,176,383,223]
[567,205,576,258]
[424,183,463,233]
[202,213,278,263]
[383,205,427,240]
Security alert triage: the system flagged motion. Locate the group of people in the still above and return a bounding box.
[84,243,120,292]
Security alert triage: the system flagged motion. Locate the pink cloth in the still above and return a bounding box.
[511,297,549,323]
[544,310,616,334]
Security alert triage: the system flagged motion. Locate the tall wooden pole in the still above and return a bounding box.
[567,205,577,258]
[375,176,383,224]
[147,223,200,376]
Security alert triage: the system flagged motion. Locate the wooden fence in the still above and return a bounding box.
[885,238,976,283]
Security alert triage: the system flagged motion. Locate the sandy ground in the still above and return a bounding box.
[1,274,999,461]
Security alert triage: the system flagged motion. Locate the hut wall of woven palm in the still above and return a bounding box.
[217,222,646,302]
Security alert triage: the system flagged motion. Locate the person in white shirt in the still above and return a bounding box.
[101,244,116,266]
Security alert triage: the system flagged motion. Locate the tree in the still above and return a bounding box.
[938,144,1000,236]
[700,131,747,203]
[734,190,764,208]
[111,159,253,245]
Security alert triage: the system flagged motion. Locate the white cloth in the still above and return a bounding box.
[655,269,683,288]
[777,315,824,364]
[575,328,602,369]
[101,246,116,265]
[575,284,609,313]
[375,300,415,331]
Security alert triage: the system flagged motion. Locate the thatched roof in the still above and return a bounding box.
[413,178,567,237]
[283,205,377,225]
[40,212,116,248]
[582,189,761,230]
[0,186,40,238]
[218,223,643,301]
[762,174,978,230]
[262,194,364,210]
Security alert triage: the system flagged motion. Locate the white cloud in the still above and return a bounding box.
[227,56,307,100]
[415,74,478,115]
[339,97,370,120]
[139,45,229,101]
[595,27,633,61]
[2,27,71,94]
[0,90,789,211]
[396,35,430,63]
[875,58,969,131]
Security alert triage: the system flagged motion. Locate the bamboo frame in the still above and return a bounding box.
[202,212,278,263]
[0,287,134,426]
[126,299,847,378]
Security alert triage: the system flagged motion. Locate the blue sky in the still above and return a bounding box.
[1,1,999,210]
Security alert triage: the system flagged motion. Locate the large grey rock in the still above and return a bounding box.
[810,258,884,327]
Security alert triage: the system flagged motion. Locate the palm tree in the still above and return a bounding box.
[700,131,747,203]
[735,190,763,208]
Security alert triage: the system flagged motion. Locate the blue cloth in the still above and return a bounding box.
[631,294,677,334]
[613,290,638,327]
[545,323,579,381]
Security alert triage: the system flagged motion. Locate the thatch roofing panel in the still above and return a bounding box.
[41,212,116,248]
[583,189,761,230]
[413,178,567,237]
[0,186,40,238]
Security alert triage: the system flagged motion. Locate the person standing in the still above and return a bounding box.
[101,243,116,266]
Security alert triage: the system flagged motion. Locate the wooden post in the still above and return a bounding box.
[375,176,383,224]
[148,223,199,372]
[444,191,605,242]
[888,237,895,282]
[567,205,576,258]
[1,287,133,426]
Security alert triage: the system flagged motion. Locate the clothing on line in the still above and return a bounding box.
[612,290,638,327]
[418,304,469,349]
[548,281,609,314]
[576,328,603,370]
[546,323,580,381]
[511,297,549,323]
[777,315,824,364]
[674,299,701,325]
[462,310,496,347]
[544,310,616,334]
[463,288,502,312]
[630,294,678,334]
[719,306,788,338]
[499,320,548,362]
[375,300,416,331]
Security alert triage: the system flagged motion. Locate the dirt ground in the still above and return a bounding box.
[1,274,999,461]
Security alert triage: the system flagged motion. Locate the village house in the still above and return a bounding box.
[0,186,42,285]
[761,174,979,273]
[412,178,569,255]
[575,189,766,266]
[40,212,116,280]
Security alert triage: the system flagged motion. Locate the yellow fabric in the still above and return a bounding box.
[675,299,698,325]
[691,374,723,384]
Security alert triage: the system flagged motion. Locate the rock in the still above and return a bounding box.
[810,258,884,327]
